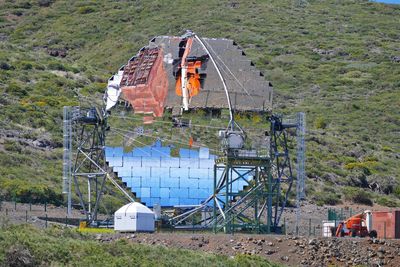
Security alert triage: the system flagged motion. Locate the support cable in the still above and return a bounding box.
[193,34,235,130]
[112,126,221,153]
[202,38,257,107]
[78,148,134,202]
[111,129,171,158]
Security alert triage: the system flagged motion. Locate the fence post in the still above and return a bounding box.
[308,219,311,236]
[296,225,299,236]
[45,214,48,228]
[29,202,32,211]
[44,202,47,212]
[65,216,68,227]
[283,217,286,235]
[313,225,316,236]
[14,200,17,211]
[25,210,28,222]
[384,222,386,239]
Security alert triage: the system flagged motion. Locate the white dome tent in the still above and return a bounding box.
[114,202,155,232]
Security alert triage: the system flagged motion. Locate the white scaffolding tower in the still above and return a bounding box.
[295,112,306,234]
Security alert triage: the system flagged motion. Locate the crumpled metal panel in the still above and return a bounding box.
[120,47,169,117]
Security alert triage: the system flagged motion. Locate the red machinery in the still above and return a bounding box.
[335,210,377,238]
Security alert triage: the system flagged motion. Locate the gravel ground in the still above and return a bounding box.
[97,232,400,266]
[0,202,87,228]
[2,201,399,266]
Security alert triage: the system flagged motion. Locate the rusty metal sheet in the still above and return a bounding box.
[372,211,400,239]
[120,47,169,118]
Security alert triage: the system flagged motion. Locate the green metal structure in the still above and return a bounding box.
[212,156,273,233]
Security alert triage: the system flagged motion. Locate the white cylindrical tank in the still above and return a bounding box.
[114,202,155,232]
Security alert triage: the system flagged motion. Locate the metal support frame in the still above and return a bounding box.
[170,113,305,234]
[212,156,272,233]
[170,156,272,233]
[269,115,296,228]
[62,106,73,216]
[296,112,306,232]
[63,106,134,224]
[71,107,108,223]
[296,112,306,200]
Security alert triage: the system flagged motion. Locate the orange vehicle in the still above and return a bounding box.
[335,210,377,238]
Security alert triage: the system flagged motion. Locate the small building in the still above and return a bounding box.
[372,210,400,239]
[114,202,155,232]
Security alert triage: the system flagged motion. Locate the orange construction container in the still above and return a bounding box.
[371,211,400,239]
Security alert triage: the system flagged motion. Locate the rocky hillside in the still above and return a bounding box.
[0,0,399,209]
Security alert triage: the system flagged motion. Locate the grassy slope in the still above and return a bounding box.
[0,0,399,207]
[0,224,280,266]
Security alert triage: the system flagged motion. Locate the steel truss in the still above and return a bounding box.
[63,106,135,224]
[72,107,108,223]
[212,156,272,233]
[171,114,303,233]
[269,114,297,228]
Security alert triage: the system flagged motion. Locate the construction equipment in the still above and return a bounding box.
[334,210,377,238]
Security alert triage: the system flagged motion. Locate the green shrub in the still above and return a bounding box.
[0,180,63,205]
[314,116,327,129]
[343,187,373,206]
[47,62,66,71]
[38,0,55,7]
[394,186,400,199]
[0,225,281,266]
[3,140,22,153]
[376,196,397,207]
[5,82,28,97]
[78,6,95,14]
[382,146,393,152]
[18,61,33,70]
[252,114,262,123]
[313,190,342,206]
[0,62,12,70]
[344,161,378,175]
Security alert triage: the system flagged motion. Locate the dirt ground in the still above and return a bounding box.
[0,201,99,228]
[2,201,400,266]
[98,232,400,266]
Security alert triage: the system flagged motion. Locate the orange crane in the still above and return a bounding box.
[335,210,377,238]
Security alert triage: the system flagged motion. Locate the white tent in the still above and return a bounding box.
[114,202,155,232]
